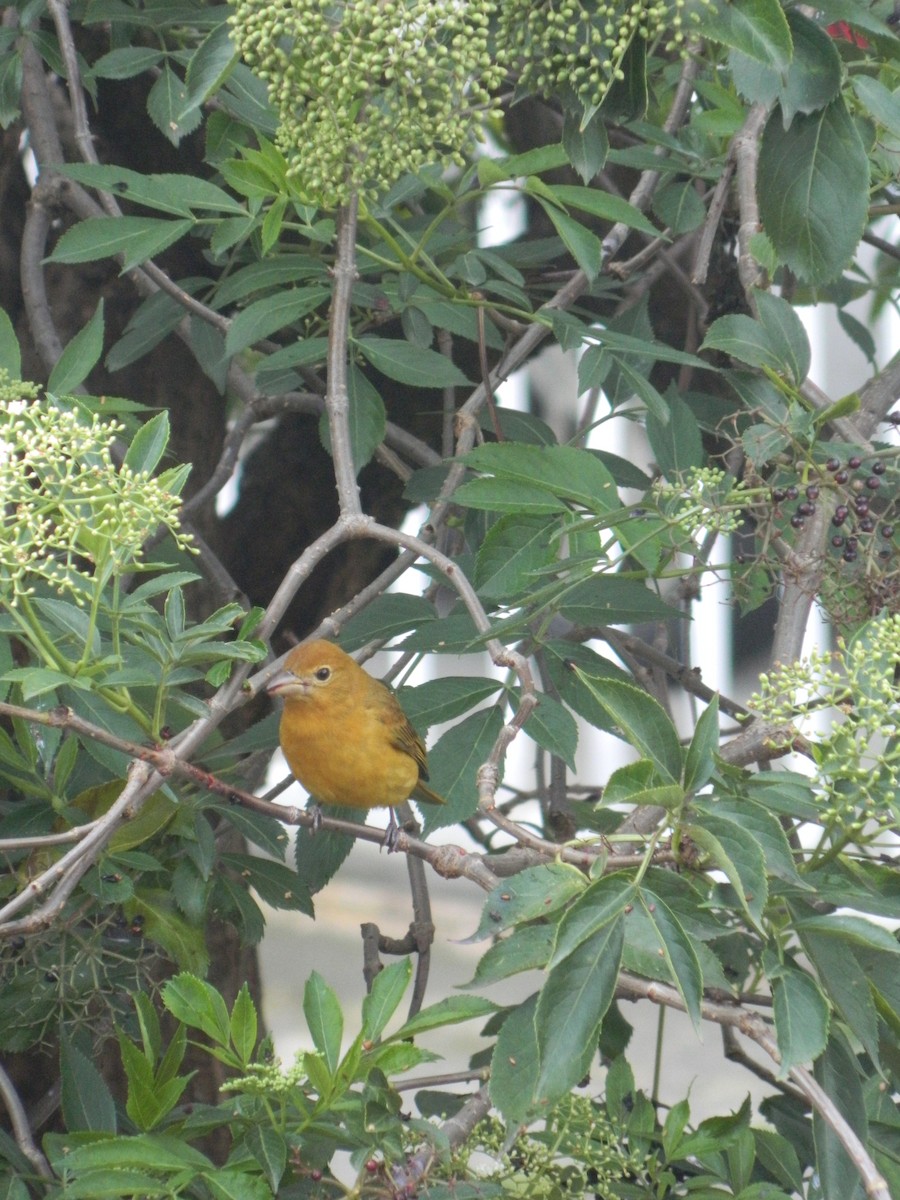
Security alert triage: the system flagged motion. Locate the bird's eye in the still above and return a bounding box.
[314,666,331,682]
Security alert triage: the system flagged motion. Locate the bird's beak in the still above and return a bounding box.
[266,668,306,698]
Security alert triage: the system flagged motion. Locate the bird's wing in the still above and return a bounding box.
[389,713,430,780]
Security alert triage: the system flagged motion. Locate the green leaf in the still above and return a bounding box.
[646,388,704,476]
[475,514,559,601]
[852,75,900,138]
[465,925,555,988]
[318,363,386,474]
[60,1032,117,1132]
[637,887,703,1033]
[693,797,800,884]
[546,183,660,237]
[684,812,767,929]
[355,336,470,387]
[468,863,587,941]
[769,959,830,1074]
[229,984,257,1066]
[339,593,436,650]
[91,46,165,79]
[303,972,343,1074]
[559,574,687,626]
[396,676,504,731]
[758,97,869,286]
[813,1034,867,1200]
[0,305,21,376]
[683,697,719,793]
[246,1126,287,1194]
[60,163,246,217]
[793,913,900,955]
[224,286,331,356]
[362,959,411,1041]
[535,197,603,280]
[534,917,624,1109]
[562,109,609,182]
[421,705,505,833]
[392,995,497,1040]
[550,873,637,967]
[477,143,569,184]
[48,300,105,393]
[572,673,683,782]
[454,477,569,515]
[702,291,810,385]
[123,410,170,475]
[521,691,579,770]
[219,853,314,915]
[185,21,237,105]
[147,63,202,146]
[797,929,879,1069]
[163,973,231,1046]
[704,0,793,71]
[463,443,620,512]
[293,805,356,896]
[489,992,541,1123]
[47,216,193,273]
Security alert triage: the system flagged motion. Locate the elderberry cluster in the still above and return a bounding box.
[229,0,503,208]
[496,0,708,110]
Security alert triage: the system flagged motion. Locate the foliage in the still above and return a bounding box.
[0,0,899,1196]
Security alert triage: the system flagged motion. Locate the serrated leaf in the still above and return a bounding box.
[396,676,504,731]
[392,994,496,1039]
[60,1032,117,1132]
[355,336,470,387]
[489,992,541,1123]
[693,796,800,884]
[61,163,246,216]
[559,574,687,625]
[686,813,767,929]
[758,97,868,286]
[319,362,386,474]
[48,299,105,394]
[124,410,170,475]
[467,863,587,941]
[338,593,436,650]
[550,873,636,967]
[0,305,21,376]
[303,972,343,1074]
[683,696,719,794]
[47,216,193,273]
[224,286,331,356]
[521,690,578,770]
[465,925,555,988]
[163,973,230,1044]
[293,805,355,896]
[637,887,702,1033]
[702,290,810,385]
[797,927,879,1070]
[534,917,624,1108]
[562,109,609,182]
[362,959,411,1041]
[813,1034,867,1200]
[548,183,660,237]
[573,673,683,782]
[421,705,505,833]
[536,198,603,280]
[147,64,202,146]
[463,443,620,512]
[704,0,793,71]
[474,513,559,601]
[646,388,704,476]
[770,961,830,1074]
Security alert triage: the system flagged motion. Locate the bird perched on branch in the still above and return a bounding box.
[266,640,444,843]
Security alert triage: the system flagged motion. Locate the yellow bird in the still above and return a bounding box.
[266,641,445,830]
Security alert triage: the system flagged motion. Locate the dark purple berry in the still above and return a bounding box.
[879,548,892,560]
[806,484,820,500]
[854,498,869,516]
[797,502,815,516]
[772,487,786,503]
[848,456,863,469]
[834,470,849,484]
[859,516,876,533]
[846,536,859,550]
[832,535,844,548]
[843,549,858,562]
[832,507,849,526]
[871,460,886,475]
[826,457,841,471]
[865,476,881,490]
[790,514,805,529]
[785,485,799,500]
[882,525,894,539]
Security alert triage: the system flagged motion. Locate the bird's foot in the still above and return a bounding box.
[310,804,323,834]
[383,810,400,853]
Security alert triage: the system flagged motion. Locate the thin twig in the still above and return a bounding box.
[326,197,363,515]
[0,1061,54,1179]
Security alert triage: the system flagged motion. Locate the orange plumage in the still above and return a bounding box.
[266,640,445,812]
